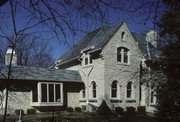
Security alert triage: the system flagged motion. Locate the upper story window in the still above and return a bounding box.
[117,47,129,64]
[83,53,92,66]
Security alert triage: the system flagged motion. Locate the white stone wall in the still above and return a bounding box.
[64,23,144,110]
[8,91,31,114]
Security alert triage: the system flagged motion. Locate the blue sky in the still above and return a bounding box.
[0,0,166,60]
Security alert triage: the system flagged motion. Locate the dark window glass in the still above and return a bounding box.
[127,82,132,98]
[89,56,92,64]
[32,85,38,102]
[49,84,54,102]
[117,48,122,62]
[124,49,128,63]
[151,91,154,103]
[41,84,47,102]
[92,82,96,98]
[111,81,117,98]
[55,84,61,102]
[85,57,88,65]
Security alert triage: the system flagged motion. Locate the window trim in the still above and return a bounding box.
[31,82,63,106]
[126,81,134,99]
[117,47,130,64]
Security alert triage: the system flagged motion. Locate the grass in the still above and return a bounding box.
[0,111,157,122]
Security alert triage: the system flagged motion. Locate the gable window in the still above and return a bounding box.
[121,32,125,40]
[91,81,96,98]
[127,82,133,98]
[40,83,62,103]
[111,80,118,98]
[83,53,92,66]
[117,47,129,63]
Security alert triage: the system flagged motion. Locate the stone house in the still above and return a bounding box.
[0,22,160,114]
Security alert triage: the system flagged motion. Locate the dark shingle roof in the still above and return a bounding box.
[57,22,160,66]
[0,66,82,82]
[57,23,123,65]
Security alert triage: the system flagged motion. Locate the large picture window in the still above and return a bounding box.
[117,47,129,63]
[41,83,62,103]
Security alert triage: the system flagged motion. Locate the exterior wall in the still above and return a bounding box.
[101,23,143,110]
[8,91,31,114]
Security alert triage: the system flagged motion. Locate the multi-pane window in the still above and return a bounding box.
[117,47,129,63]
[92,81,96,98]
[127,82,132,98]
[111,81,118,98]
[41,83,62,103]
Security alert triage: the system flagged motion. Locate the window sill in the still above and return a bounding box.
[31,102,63,106]
[88,99,98,103]
[83,64,93,68]
[117,62,130,66]
[110,99,122,103]
[125,99,136,103]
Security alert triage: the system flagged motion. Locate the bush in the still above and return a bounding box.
[126,106,136,114]
[97,100,112,116]
[66,107,73,112]
[137,106,146,113]
[14,109,24,115]
[115,107,124,115]
[75,107,82,112]
[27,108,36,114]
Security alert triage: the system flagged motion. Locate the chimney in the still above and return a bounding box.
[5,46,17,66]
[146,30,157,48]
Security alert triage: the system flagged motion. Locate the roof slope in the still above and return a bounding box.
[57,23,123,65]
[57,22,160,66]
[0,66,82,82]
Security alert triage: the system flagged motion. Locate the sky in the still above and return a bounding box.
[0,0,166,61]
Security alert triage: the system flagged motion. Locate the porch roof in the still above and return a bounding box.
[0,66,82,83]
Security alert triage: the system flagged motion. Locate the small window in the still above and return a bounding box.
[127,82,132,98]
[83,53,92,66]
[92,81,96,98]
[117,47,129,63]
[111,81,118,98]
[121,32,125,40]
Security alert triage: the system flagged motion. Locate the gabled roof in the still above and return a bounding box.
[57,22,160,66]
[0,66,82,83]
[57,22,123,65]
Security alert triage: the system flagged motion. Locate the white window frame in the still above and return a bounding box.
[117,47,130,64]
[31,82,63,106]
[83,53,92,66]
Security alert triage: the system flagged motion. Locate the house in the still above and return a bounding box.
[0,22,160,114]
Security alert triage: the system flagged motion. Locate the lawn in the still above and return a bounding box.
[0,112,157,122]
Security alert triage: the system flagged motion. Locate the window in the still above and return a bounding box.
[150,86,156,104]
[121,32,125,40]
[92,81,96,98]
[83,53,92,66]
[111,81,118,98]
[117,47,129,63]
[40,83,62,103]
[82,84,86,98]
[127,82,133,98]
